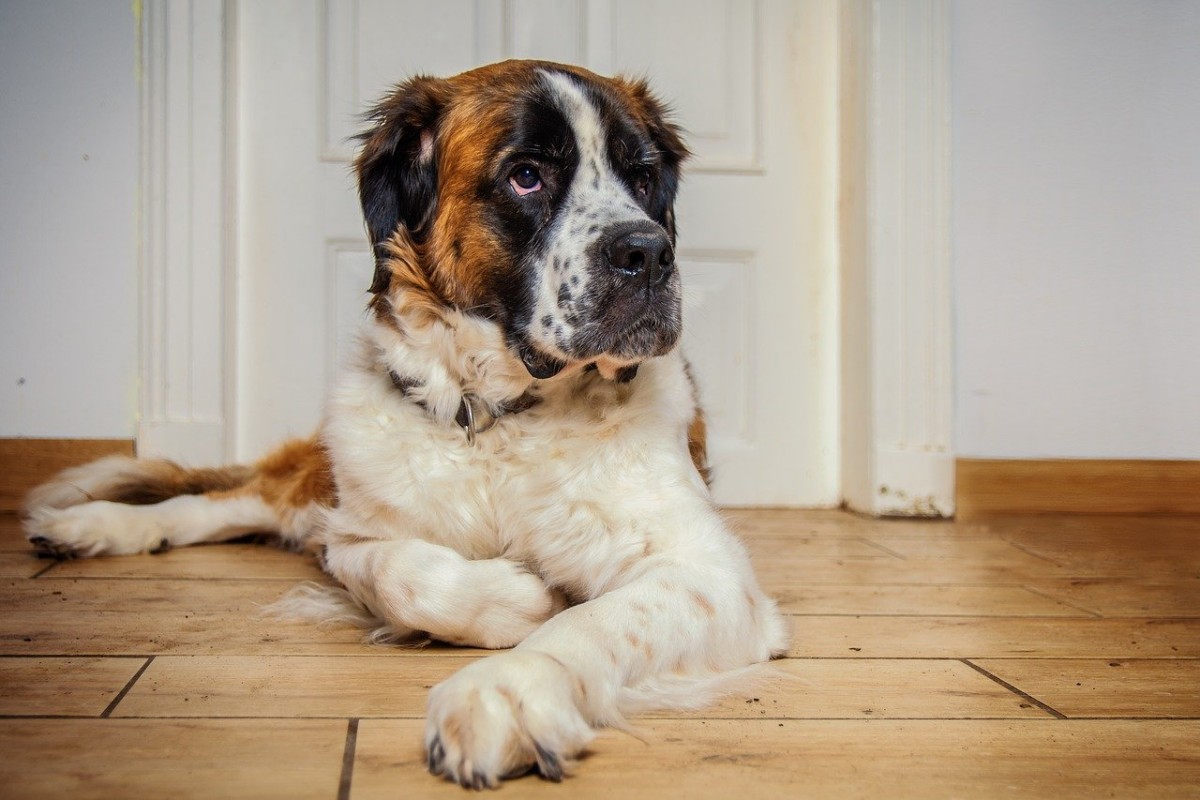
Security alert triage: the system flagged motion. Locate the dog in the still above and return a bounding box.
[23,60,789,788]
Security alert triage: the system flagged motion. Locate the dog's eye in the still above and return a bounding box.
[632,167,652,197]
[509,165,543,196]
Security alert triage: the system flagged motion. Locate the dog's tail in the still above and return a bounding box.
[22,437,335,556]
[23,454,256,514]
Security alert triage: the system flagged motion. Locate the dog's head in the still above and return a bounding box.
[356,60,689,379]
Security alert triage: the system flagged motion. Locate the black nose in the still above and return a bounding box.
[606,226,674,286]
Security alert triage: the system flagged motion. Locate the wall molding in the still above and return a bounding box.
[0,439,135,513]
[840,0,954,517]
[957,459,1200,518]
[138,1,236,466]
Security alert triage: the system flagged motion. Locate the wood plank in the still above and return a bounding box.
[786,615,1200,659]
[0,719,346,799]
[984,514,1200,544]
[650,658,1050,720]
[0,438,134,513]
[1029,578,1200,618]
[739,535,894,560]
[111,656,1046,721]
[991,516,1200,576]
[0,550,47,578]
[753,555,1069,587]
[773,584,1082,616]
[47,544,324,581]
[861,537,1060,565]
[974,659,1200,718]
[352,718,1200,799]
[115,655,468,718]
[0,578,369,656]
[0,657,147,716]
[957,458,1200,517]
[724,508,991,538]
[0,513,32,550]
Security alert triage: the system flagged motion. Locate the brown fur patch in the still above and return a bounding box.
[426,100,512,309]
[106,461,254,506]
[376,228,450,324]
[682,360,712,484]
[687,408,711,485]
[211,437,336,521]
[690,589,716,618]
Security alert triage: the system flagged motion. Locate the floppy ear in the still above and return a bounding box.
[355,76,452,293]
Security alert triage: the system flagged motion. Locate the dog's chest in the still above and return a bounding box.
[328,367,689,594]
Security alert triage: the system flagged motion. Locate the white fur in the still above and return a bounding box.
[22,455,149,513]
[25,494,277,556]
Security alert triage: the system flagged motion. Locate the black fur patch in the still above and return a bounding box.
[356,77,449,293]
[615,364,640,383]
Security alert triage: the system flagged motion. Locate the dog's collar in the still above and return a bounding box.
[388,371,540,445]
[387,360,639,445]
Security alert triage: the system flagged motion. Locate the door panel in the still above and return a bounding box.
[236,0,837,505]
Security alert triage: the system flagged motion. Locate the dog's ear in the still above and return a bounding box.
[614,78,691,242]
[355,76,452,293]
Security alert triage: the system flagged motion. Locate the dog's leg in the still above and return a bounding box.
[25,494,279,558]
[322,536,566,650]
[423,526,788,787]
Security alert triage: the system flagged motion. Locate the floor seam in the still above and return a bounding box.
[855,538,908,560]
[1005,540,1069,568]
[338,718,359,800]
[30,561,60,578]
[100,655,155,718]
[961,659,1068,719]
[1020,585,1104,618]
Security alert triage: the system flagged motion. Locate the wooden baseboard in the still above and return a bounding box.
[956,458,1200,518]
[0,438,135,513]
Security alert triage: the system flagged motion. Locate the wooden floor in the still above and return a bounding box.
[1,509,1198,798]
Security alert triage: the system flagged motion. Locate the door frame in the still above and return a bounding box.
[137,0,954,515]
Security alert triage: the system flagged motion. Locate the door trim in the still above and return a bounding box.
[137,0,237,465]
[839,0,955,516]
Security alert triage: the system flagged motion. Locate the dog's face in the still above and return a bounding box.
[355,60,689,379]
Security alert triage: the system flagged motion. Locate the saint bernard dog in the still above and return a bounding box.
[24,60,788,788]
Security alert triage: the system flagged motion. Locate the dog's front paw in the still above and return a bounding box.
[451,559,568,649]
[25,501,166,558]
[425,651,593,789]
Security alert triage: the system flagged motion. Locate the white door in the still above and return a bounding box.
[235,0,838,505]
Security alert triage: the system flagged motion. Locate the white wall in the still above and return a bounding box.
[953,0,1200,460]
[4,0,1197,462]
[0,0,139,438]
